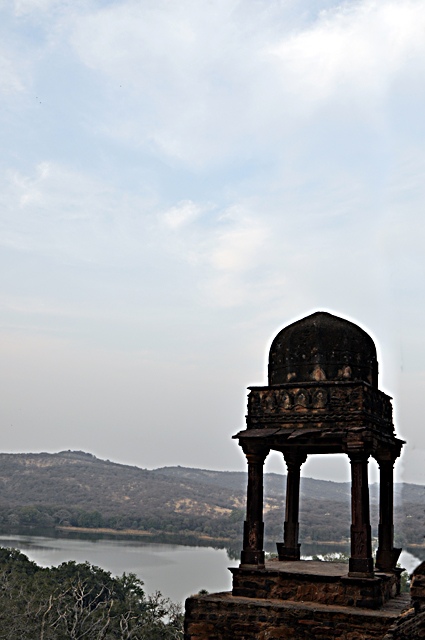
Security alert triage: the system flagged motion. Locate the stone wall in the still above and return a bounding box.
[231,566,399,610]
[184,592,408,640]
[381,561,425,639]
[410,561,425,605]
[382,604,425,639]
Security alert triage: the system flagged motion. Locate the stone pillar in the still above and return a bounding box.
[375,454,401,571]
[348,452,374,576]
[240,447,268,568]
[277,451,307,561]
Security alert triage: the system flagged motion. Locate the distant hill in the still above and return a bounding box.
[152,466,353,502]
[0,450,245,518]
[153,465,425,506]
[0,451,422,546]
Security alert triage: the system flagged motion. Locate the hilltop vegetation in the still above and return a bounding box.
[0,451,423,546]
[0,451,247,540]
[0,547,183,639]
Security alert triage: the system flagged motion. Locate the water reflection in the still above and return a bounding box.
[0,532,421,603]
[0,534,239,603]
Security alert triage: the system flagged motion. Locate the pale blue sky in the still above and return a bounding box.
[1,0,425,484]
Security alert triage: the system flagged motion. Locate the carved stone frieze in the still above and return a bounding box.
[246,382,393,433]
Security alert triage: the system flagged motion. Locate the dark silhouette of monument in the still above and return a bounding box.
[184,312,414,639]
[237,311,403,575]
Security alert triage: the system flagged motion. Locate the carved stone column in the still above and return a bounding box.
[277,451,307,561]
[240,447,268,568]
[348,451,374,576]
[375,453,401,571]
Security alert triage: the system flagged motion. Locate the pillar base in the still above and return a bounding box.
[240,549,265,568]
[276,542,301,561]
[375,547,401,572]
[349,557,374,576]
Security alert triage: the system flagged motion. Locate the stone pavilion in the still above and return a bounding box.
[184,312,412,640]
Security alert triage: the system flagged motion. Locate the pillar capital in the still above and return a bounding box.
[241,443,269,465]
[283,450,307,470]
[245,451,267,465]
[347,450,369,464]
[373,448,401,466]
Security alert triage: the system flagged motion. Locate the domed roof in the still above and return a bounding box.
[268,311,378,387]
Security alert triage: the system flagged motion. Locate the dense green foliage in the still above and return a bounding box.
[0,547,183,639]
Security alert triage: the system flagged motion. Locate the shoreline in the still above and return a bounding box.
[56,526,350,544]
[55,528,354,547]
[2,525,422,549]
[56,526,155,537]
[55,526,236,544]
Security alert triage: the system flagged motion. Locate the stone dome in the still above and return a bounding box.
[268,311,378,387]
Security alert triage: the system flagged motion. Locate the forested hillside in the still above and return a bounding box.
[0,451,423,546]
[155,465,425,506]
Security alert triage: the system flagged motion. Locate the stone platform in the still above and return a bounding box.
[232,560,401,609]
[184,591,410,640]
[184,561,407,640]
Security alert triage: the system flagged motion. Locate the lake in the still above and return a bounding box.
[0,533,421,604]
[0,533,239,603]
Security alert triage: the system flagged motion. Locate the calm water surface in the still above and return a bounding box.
[0,534,239,603]
[0,534,420,604]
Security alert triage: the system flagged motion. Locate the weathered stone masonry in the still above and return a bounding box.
[184,312,418,639]
[185,592,410,640]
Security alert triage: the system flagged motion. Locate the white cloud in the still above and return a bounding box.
[210,212,268,273]
[0,162,153,265]
[0,49,24,94]
[162,200,206,229]
[160,200,271,306]
[204,211,269,306]
[13,0,71,15]
[270,0,425,109]
[67,0,425,164]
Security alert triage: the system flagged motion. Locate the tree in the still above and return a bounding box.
[0,548,183,640]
